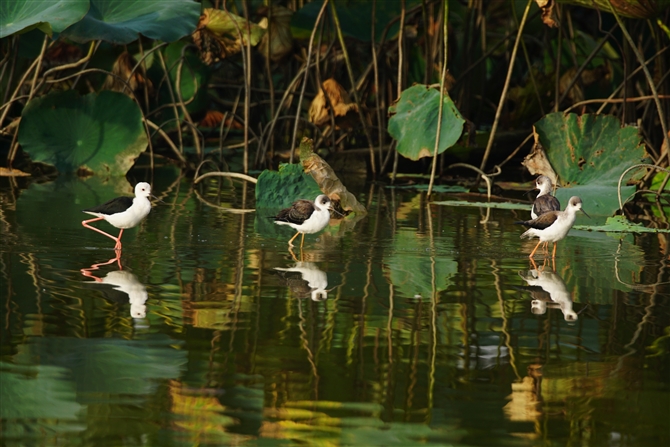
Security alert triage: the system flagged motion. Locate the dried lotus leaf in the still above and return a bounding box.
[309,78,359,130]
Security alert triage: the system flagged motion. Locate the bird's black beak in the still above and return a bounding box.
[580,209,591,218]
[330,208,344,217]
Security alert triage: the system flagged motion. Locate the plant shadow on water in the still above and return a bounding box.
[1,178,669,447]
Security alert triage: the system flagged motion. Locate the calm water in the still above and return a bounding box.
[1,174,669,447]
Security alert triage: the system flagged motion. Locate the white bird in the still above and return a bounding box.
[272,194,334,248]
[515,196,589,258]
[531,175,560,219]
[82,182,153,250]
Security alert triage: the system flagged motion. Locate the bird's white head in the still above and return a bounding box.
[134,182,152,199]
[535,175,553,193]
[567,196,590,217]
[314,194,333,211]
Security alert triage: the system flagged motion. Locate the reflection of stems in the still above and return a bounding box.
[426,200,438,422]
[298,298,319,399]
[492,259,521,381]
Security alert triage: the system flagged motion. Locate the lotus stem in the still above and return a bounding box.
[427,1,448,198]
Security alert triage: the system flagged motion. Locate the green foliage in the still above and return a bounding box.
[255,163,323,209]
[574,215,670,233]
[0,0,89,38]
[535,112,647,216]
[61,0,200,44]
[291,0,422,42]
[388,85,465,161]
[18,90,148,176]
[160,40,211,115]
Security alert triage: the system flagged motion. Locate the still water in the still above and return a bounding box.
[1,174,669,447]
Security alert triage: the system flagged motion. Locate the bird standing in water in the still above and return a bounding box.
[82,182,153,250]
[531,175,560,219]
[272,194,334,249]
[516,196,589,259]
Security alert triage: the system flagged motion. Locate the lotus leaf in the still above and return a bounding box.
[255,163,323,209]
[0,0,89,38]
[18,90,148,176]
[388,84,465,161]
[61,0,200,44]
[574,215,670,233]
[534,112,647,216]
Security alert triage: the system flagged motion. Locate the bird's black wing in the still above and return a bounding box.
[532,195,560,217]
[273,200,315,225]
[84,196,133,215]
[514,211,558,230]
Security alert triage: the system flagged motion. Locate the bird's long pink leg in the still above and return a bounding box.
[300,233,305,250]
[288,232,300,247]
[552,242,557,258]
[528,240,542,258]
[82,217,123,249]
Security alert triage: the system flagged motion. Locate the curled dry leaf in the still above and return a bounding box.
[198,110,243,129]
[535,0,557,28]
[522,128,558,185]
[308,78,359,130]
[0,167,30,177]
[299,138,367,215]
[257,5,294,62]
[192,8,265,65]
[103,51,153,96]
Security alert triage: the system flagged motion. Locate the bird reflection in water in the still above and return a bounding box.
[275,260,329,301]
[81,254,148,318]
[518,262,578,322]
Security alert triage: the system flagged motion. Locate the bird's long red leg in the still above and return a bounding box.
[552,242,557,258]
[114,229,124,250]
[528,240,542,258]
[83,218,120,245]
[288,232,300,247]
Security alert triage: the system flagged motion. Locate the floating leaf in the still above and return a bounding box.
[388,84,465,161]
[61,0,200,44]
[0,0,89,38]
[18,90,148,176]
[574,215,670,233]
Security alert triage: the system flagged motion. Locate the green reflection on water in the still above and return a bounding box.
[1,176,669,447]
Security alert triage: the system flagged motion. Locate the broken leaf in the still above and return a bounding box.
[308,78,359,130]
[192,8,265,64]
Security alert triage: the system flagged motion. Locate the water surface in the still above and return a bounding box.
[1,175,669,446]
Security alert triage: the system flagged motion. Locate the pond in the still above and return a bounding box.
[1,173,669,447]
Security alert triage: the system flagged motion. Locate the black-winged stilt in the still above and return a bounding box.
[272,194,333,249]
[82,182,153,250]
[515,196,589,259]
[531,175,560,219]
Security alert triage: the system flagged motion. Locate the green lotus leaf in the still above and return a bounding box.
[574,215,670,233]
[535,112,647,186]
[255,163,323,209]
[61,0,200,44]
[18,90,148,176]
[388,84,465,161]
[0,0,89,38]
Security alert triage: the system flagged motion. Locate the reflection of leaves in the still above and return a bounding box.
[388,85,465,161]
[20,335,186,396]
[18,90,148,176]
[385,229,457,299]
[432,200,531,211]
[0,362,82,420]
